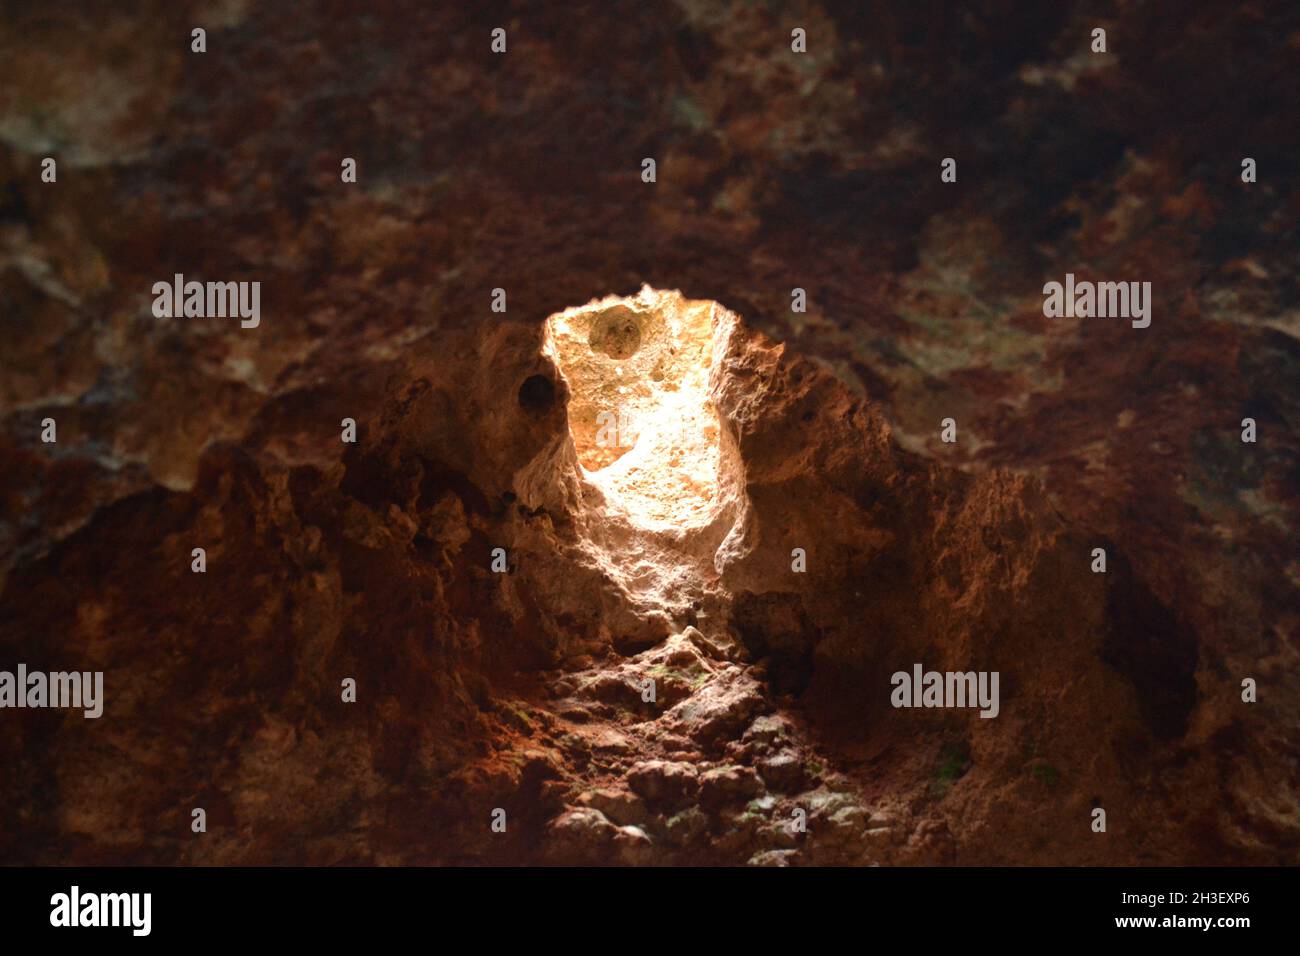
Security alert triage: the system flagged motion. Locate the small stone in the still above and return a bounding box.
[577,787,646,826]
[766,821,802,848]
[758,750,806,792]
[649,731,701,758]
[626,760,699,809]
[747,849,798,867]
[824,805,869,842]
[711,813,761,855]
[587,727,633,754]
[699,765,763,810]
[683,626,743,661]
[555,702,594,722]
[742,714,791,745]
[580,673,642,708]
[665,806,709,846]
[665,674,766,745]
[803,788,867,836]
[546,807,620,862]
[614,824,655,864]
[550,806,613,837]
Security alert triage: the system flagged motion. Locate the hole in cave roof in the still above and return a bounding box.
[545,286,726,531]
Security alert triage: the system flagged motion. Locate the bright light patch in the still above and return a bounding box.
[545,287,725,530]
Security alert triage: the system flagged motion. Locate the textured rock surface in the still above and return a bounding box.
[0,1,1297,866]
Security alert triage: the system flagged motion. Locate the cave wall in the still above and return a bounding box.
[1,0,1297,864]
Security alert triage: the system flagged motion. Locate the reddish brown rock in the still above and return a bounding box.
[0,0,1295,870]
[699,765,763,810]
[626,760,700,810]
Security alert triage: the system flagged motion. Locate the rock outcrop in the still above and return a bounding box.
[0,0,1296,866]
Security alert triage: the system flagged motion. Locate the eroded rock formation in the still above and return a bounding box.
[1,0,1296,866]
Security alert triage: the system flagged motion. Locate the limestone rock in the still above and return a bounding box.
[626,760,700,810]
[664,671,768,746]
[699,765,764,810]
[0,3,1294,870]
[758,751,807,793]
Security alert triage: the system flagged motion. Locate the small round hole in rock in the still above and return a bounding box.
[518,374,556,413]
[588,307,642,360]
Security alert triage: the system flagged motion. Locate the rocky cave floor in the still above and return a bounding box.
[478,630,918,866]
